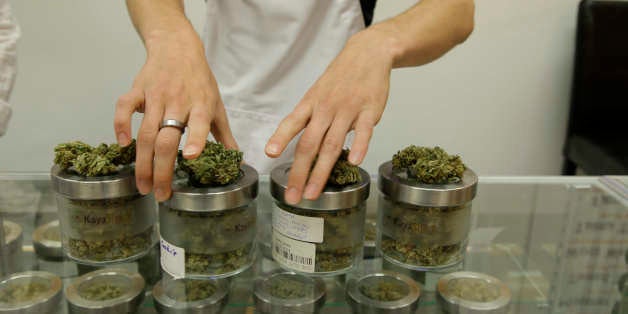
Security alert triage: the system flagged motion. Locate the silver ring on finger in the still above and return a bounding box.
[159,119,186,133]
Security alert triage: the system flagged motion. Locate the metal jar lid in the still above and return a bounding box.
[152,278,228,314]
[65,268,145,314]
[270,163,370,210]
[437,271,511,314]
[254,270,326,313]
[32,220,64,260]
[378,161,478,207]
[51,165,139,200]
[164,164,258,212]
[363,220,378,259]
[346,271,420,314]
[1,220,22,252]
[0,271,63,314]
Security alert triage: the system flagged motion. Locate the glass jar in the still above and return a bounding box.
[51,165,158,265]
[0,271,62,314]
[377,161,477,270]
[436,271,511,313]
[32,220,64,261]
[254,270,326,314]
[65,268,145,314]
[152,277,229,314]
[346,271,421,313]
[159,164,258,279]
[0,220,22,276]
[270,163,370,276]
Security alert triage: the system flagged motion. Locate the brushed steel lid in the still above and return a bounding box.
[437,271,511,314]
[346,271,420,313]
[270,163,370,210]
[378,161,477,207]
[51,165,139,200]
[254,270,326,313]
[0,271,62,314]
[152,277,229,314]
[164,164,258,212]
[32,220,63,260]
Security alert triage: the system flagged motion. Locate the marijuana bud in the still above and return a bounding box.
[392,146,465,184]
[359,281,406,302]
[177,141,243,187]
[54,141,93,170]
[326,149,361,186]
[53,140,136,177]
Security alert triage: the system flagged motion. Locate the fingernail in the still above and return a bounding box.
[117,132,129,146]
[155,187,166,202]
[266,143,280,155]
[285,187,301,205]
[137,180,151,195]
[349,151,363,165]
[303,183,319,200]
[183,145,199,157]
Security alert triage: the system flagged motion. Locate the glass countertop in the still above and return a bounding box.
[0,174,626,313]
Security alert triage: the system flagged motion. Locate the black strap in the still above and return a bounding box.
[360,0,377,27]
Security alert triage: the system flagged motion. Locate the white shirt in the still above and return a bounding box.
[0,0,19,137]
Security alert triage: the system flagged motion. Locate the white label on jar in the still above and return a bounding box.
[273,205,324,243]
[272,229,316,273]
[160,237,185,278]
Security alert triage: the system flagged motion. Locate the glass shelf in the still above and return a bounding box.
[0,174,626,313]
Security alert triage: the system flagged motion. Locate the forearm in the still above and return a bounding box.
[360,0,475,68]
[126,0,200,51]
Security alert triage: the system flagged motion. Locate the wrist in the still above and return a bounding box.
[350,24,405,68]
[143,22,203,54]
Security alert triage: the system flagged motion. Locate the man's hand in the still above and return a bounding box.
[116,1,237,202]
[265,0,474,204]
[265,30,394,204]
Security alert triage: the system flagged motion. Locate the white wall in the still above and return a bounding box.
[0,0,578,175]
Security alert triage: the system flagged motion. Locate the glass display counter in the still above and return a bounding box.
[0,173,626,313]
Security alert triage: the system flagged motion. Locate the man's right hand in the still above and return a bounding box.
[115,3,237,202]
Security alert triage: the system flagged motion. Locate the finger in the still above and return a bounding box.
[153,127,183,202]
[210,100,239,150]
[348,114,375,165]
[153,104,188,201]
[303,115,352,200]
[285,117,331,205]
[135,97,164,195]
[265,103,312,157]
[182,104,211,159]
[114,88,144,146]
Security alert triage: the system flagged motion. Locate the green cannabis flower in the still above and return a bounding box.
[269,277,308,299]
[0,282,50,304]
[392,146,465,184]
[448,278,500,302]
[171,279,217,302]
[79,283,125,301]
[359,281,406,302]
[53,140,136,177]
[177,141,243,187]
[327,149,361,186]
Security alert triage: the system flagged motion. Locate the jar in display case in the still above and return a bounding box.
[254,270,326,314]
[0,220,23,275]
[153,277,229,314]
[159,164,258,278]
[51,165,158,265]
[436,271,511,313]
[270,163,370,276]
[65,268,145,314]
[377,161,477,270]
[32,220,63,261]
[0,271,62,314]
[346,271,421,314]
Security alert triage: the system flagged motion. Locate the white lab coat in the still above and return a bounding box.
[0,0,19,137]
[203,0,365,173]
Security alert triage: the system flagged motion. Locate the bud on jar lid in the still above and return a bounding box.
[51,165,139,200]
[346,271,420,314]
[437,271,511,314]
[378,161,477,207]
[254,270,326,313]
[0,271,62,314]
[165,164,258,212]
[65,268,145,314]
[152,277,229,314]
[32,220,63,260]
[1,220,22,251]
[270,163,370,210]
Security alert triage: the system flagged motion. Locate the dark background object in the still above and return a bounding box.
[562,0,628,175]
